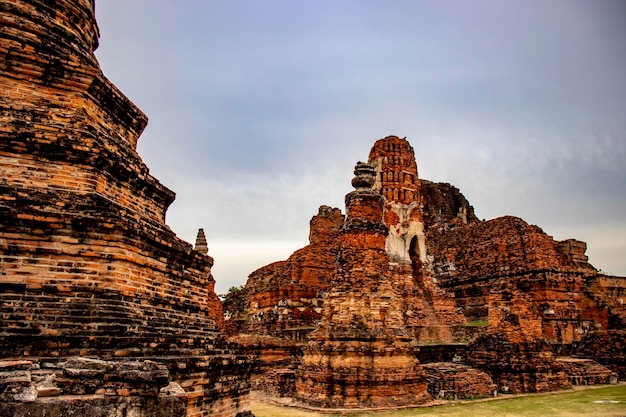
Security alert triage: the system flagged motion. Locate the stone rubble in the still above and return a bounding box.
[422,362,496,400]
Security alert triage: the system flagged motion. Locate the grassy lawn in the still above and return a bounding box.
[251,385,626,417]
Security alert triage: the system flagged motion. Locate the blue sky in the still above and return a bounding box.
[94,0,626,293]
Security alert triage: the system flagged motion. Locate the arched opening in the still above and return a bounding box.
[409,236,424,282]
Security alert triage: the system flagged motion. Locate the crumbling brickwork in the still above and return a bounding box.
[575,330,626,380]
[295,162,430,408]
[427,212,624,387]
[557,358,618,386]
[226,134,624,404]
[422,362,496,400]
[465,333,570,393]
[0,1,252,416]
[426,216,615,343]
[233,206,343,337]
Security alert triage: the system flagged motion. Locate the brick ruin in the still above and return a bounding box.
[224,135,626,406]
[0,1,252,416]
[1,0,624,412]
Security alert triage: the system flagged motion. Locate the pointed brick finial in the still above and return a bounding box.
[194,228,208,254]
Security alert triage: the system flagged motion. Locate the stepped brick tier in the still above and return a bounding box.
[0,1,252,416]
[295,162,430,408]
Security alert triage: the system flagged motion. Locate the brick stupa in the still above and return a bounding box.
[0,1,252,416]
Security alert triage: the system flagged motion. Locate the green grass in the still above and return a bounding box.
[465,320,489,327]
[251,385,626,417]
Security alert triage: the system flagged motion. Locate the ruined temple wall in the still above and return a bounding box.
[440,269,610,344]
[425,212,617,346]
[428,216,568,283]
[465,333,570,393]
[584,274,626,327]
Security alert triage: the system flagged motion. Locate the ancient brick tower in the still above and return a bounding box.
[368,136,465,344]
[295,162,430,408]
[0,1,252,416]
[368,136,426,265]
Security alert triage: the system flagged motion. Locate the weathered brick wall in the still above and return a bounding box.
[584,275,626,328]
[1,1,252,416]
[575,330,626,379]
[557,358,618,385]
[422,362,496,400]
[465,333,570,394]
[236,205,343,336]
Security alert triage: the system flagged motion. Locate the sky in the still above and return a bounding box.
[93,0,626,294]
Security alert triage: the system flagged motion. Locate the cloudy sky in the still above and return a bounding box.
[93,0,626,294]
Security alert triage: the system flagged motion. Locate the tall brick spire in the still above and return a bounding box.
[368,135,420,205]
